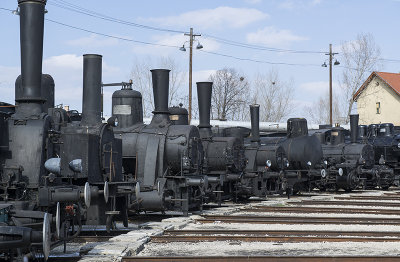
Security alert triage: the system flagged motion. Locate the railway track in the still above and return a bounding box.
[241,206,400,215]
[196,214,400,225]
[288,200,400,207]
[121,256,400,262]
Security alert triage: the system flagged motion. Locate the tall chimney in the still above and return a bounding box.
[150,69,170,124]
[81,54,102,126]
[16,0,47,114]
[350,114,359,143]
[250,104,260,143]
[196,82,213,138]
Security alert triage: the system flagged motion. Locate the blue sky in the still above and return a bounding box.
[1,0,399,120]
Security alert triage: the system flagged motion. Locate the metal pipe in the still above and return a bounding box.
[16,0,47,113]
[350,114,359,143]
[81,54,102,126]
[196,82,213,138]
[151,69,170,114]
[250,104,260,143]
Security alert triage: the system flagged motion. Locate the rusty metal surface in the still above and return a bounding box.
[121,256,400,262]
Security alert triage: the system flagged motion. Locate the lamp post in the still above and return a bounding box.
[180,28,202,124]
[322,44,339,126]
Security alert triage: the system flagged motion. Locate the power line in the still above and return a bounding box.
[198,50,321,67]
[45,18,181,49]
[202,34,325,54]
[48,0,327,55]
[1,6,399,69]
[47,17,320,67]
[48,0,185,34]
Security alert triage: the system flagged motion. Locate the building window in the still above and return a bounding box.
[376,102,381,114]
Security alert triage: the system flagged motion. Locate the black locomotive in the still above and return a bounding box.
[365,122,398,188]
[112,70,206,215]
[239,104,291,197]
[260,118,324,193]
[0,1,130,259]
[195,82,246,202]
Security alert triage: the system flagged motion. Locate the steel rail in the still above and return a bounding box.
[288,200,400,207]
[150,235,400,242]
[162,229,400,237]
[241,206,400,215]
[335,196,400,201]
[121,256,400,262]
[196,215,400,225]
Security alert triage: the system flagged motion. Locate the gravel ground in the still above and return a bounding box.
[136,190,400,257]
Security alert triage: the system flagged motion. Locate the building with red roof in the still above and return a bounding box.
[353,71,400,125]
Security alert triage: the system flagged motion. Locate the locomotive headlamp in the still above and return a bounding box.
[266,160,272,167]
[45,158,61,175]
[284,159,290,168]
[307,161,312,166]
[338,168,343,176]
[69,159,82,173]
[321,169,326,178]
[107,116,118,127]
[324,160,328,166]
[397,142,400,149]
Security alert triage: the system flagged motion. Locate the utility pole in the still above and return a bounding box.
[325,44,338,126]
[184,28,201,124]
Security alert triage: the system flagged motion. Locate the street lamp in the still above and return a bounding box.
[179,28,202,124]
[322,44,339,126]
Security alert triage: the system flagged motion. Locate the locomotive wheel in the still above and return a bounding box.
[43,213,51,261]
[56,202,61,239]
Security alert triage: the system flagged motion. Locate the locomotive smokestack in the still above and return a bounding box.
[81,54,102,126]
[16,0,47,114]
[150,69,170,123]
[350,114,359,143]
[250,104,260,143]
[196,82,213,137]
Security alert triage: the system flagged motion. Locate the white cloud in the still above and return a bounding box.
[312,0,322,5]
[245,0,262,4]
[146,7,268,30]
[0,65,20,104]
[278,1,295,9]
[67,34,119,48]
[279,0,322,9]
[193,70,217,84]
[246,26,308,47]
[42,54,121,111]
[299,81,340,97]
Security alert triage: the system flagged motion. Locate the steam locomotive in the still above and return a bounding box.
[0,1,133,259]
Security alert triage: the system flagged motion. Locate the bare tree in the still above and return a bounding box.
[130,56,186,117]
[252,68,294,122]
[209,68,250,121]
[304,91,343,125]
[340,33,382,123]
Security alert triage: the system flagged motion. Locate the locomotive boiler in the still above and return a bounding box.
[112,69,205,215]
[196,82,246,201]
[260,118,324,192]
[366,122,398,188]
[0,0,56,259]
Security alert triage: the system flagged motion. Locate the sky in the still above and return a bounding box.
[1,0,399,122]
